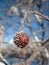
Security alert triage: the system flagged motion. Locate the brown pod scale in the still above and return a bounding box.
[14,32,29,48]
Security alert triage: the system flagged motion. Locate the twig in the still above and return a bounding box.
[12,38,49,65]
[0,53,10,65]
[26,38,49,65]
[20,11,49,31]
[29,11,49,22]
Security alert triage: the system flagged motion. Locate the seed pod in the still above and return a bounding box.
[14,32,29,48]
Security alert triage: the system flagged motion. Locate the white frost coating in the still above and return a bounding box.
[0,26,4,44]
[44,48,49,58]
[10,39,14,44]
[35,14,42,24]
[0,53,10,65]
[0,62,5,65]
[10,6,19,16]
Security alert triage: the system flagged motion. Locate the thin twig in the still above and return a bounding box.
[26,38,49,65]
[29,11,49,21]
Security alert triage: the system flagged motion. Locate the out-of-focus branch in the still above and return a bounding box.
[26,38,49,65]
[2,38,49,60]
[12,38,49,65]
[20,10,49,40]
[28,11,49,21]
[0,53,10,65]
[20,12,27,31]
[20,11,49,29]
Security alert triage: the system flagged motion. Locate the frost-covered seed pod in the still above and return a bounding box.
[14,32,30,48]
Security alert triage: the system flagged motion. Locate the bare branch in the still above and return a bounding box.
[26,38,49,65]
[29,11,49,21]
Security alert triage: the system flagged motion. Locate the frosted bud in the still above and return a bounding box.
[11,6,19,16]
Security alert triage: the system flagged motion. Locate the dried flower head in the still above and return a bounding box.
[14,32,29,48]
